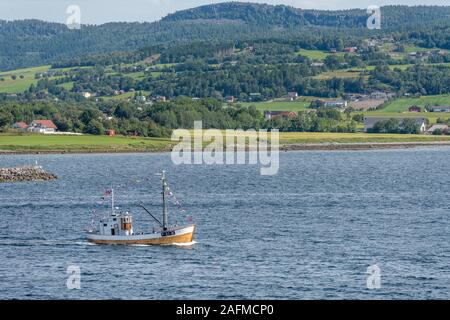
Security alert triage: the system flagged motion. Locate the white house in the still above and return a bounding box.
[324,100,348,108]
[28,120,58,133]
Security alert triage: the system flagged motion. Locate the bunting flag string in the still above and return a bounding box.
[91,176,193,223]
[164,184,192,222]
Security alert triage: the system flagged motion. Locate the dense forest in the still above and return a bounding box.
[17,39,449,101]
[1,2,450,70]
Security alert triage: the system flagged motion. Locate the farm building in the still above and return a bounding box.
[426,124,449,134]
[105,130,116,136]
[408,106,421,112]
[324,100,348,108]
[369,91,395,100]
[12,122,28,132]
[225,96,235,103]
[430,106,450,112]
[287,92,298,101]
[264,111,298,120]
[344,47,358,53]
[311,62,324,67]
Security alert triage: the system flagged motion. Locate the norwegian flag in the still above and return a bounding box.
[104,189,112,196]
[186,215,193,223]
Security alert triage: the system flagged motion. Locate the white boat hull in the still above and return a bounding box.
[86,225,195,245]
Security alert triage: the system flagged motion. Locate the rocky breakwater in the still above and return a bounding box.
[0,166,57,183]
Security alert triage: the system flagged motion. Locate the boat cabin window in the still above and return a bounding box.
[103,224,107,227]
[111,229,115,236]
[113,218,117,221]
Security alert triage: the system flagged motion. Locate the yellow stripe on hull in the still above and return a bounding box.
[88,229,195,245]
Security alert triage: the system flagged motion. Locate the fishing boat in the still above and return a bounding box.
[86,171,195,245]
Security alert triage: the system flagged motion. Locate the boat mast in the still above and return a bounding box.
[161,171,168,230]
[111,187,115,215]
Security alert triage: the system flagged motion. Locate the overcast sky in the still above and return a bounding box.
[0,0,448,24]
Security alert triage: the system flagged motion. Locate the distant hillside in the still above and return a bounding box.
[163,2,450,29]
[1,2,450,71]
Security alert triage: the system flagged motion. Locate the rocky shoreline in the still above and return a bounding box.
[0,166,57,183]
[1,141,450,155]
[279,141,450,151]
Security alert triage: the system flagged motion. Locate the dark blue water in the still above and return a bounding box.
[0,148,449,299]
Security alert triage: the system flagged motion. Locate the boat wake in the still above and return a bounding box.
[172,241,197,247]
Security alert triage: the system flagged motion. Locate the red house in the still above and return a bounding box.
[408,106,421,112]
[12,122,28,131]
[105,130,116,136]
[344,47,358,53]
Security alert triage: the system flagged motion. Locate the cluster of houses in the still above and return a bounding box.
[81,90,167,104]
[408,105,450,113]
[408,49,448,60]
[12,120,58,134]
[264,101,450,134]
[264,111,298,120]
[329,47,358,54]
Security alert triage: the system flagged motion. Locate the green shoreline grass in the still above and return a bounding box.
[0,134,174,153]
[1,133,450,153]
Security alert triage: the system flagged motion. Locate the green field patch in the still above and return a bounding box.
[361,111,444,124]
[56,82,74,90]
[150,72,162,78]
[127,72,146,80]
[0,65,51,93]
[278,132,450,144]
[297,49,330,60]
[314,69,366,80]
[379,95,450,112]
[404,45,433,53]
[154,63,178,69]
[98,90,150,100]
[239,99,312,111]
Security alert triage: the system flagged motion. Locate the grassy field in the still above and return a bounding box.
[0,66,51,93]
[57,82,74,90]
[361,111,446,125]
[239,100,311,112]
[297,49,330,60]
[314,70,366,80]
[379,95,450,112]
[277,132,450,144]
[0,134,173,152]
[1,132,450,154]
[403,45,432,53]
[98,90,151,101]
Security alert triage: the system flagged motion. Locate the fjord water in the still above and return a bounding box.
[0,148,449,299]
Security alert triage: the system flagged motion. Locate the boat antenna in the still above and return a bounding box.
[111,187,115,215]
[161,170,168,230]
[138,204,163,227]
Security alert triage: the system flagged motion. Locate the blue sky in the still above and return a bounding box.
[0,0,448,24]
